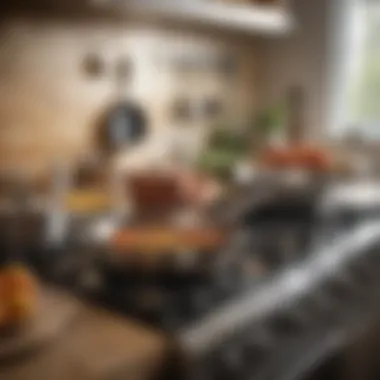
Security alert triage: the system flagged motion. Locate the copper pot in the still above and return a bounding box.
[128,170,221,220]
[128,172,183,218]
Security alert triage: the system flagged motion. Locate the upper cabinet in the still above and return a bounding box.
[91,0,294,36]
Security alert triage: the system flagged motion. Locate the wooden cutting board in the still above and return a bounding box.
[0,289,169,380]
[0,288,79,361]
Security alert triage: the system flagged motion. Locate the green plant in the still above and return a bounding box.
[208,127,249,157]
[253,104,286,137]
[197,150,236,181]
[196,126,249,180]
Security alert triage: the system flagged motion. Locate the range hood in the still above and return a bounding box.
[90,0,294,36]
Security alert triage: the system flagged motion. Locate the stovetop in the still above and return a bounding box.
[179,219,380,380]
[27,181,380,380]
[70,194,372,332]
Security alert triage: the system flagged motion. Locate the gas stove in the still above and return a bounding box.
[73,188,372,332]
[179,221,380,380]
[33,181,380,380]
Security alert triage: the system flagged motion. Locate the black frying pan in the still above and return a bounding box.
[96,101,148,155]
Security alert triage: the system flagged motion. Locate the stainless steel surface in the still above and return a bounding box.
[321,181,380,212]
[179,221,380,356]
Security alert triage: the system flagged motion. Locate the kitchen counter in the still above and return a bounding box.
[0,290,170,380]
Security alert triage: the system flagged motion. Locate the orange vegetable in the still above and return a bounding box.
[0,264,38,328]
[262,145,332,172]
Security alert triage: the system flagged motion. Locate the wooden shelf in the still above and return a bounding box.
[91,0,294,36]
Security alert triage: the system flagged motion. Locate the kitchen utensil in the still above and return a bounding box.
[97,101,148,155]
[82,53,105,78]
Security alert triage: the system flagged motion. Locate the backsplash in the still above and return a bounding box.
[0,18,257,179]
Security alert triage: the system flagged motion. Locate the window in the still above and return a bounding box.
[348,1,380,136]
[329,0,380,140]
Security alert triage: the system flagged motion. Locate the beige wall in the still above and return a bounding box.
[0,17,257,178]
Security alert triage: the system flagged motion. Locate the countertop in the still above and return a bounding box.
[0,290,170,380]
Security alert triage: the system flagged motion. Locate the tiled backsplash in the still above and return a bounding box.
[0,18,257,179]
